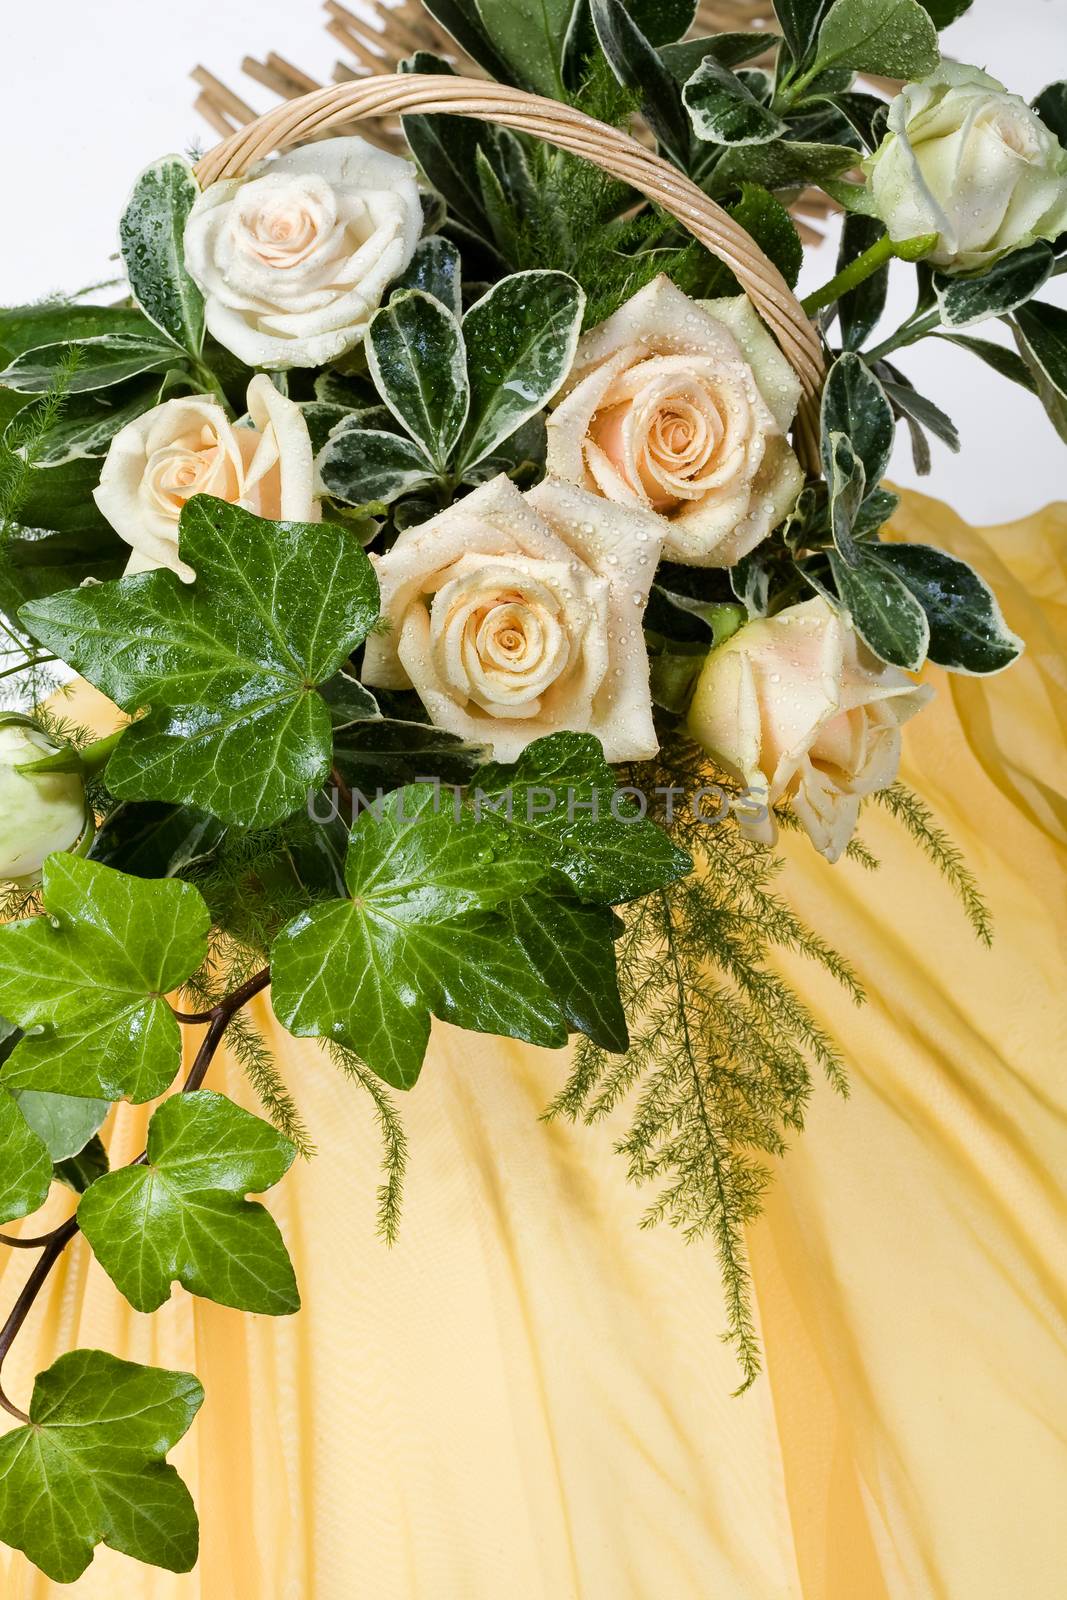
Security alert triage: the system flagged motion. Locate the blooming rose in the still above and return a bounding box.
[686,597,933,861]
[0,717,89,884]
[546,275,804,568]
[863,64,1067,273]
[184,137,422,368]
[362,474,662,763]
[93,375,318,582]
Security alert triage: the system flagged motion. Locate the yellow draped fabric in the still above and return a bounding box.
[1,489,1064,1599]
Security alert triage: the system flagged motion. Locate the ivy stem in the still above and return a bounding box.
[801,232,939,318]
[0,967,271,1418]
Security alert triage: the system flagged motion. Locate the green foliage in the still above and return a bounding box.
[811,0,939,79]
[683,56,787,146]
[0,333,179,394]
[546,732,859,1387]
[119,157,205,356]
[0,856,209,1102]
[476,0,581,97]
[12,1087,108,1162]
[470,732,692,902]
[828,547,929,668]
[21,497,381,827]
[78,1089,298,1314]
[271,782,568,1088]
[868,544,1022,673]
[934,242,1054,330]
[0,1351,203,1584]
[591,0,692,165]
[873,782,993,943]
[0,1089,52,1223]
[326,1040,408,1244]
[1011,300,1067,444]
[367,289,469,469]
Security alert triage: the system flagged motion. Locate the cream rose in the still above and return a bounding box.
[546,275,804,568]
[0,717,89,885]
[184,137,422,369]
[93,375,318,582]
[686,597,933,862]
[362,474,662,763]
[863,64,1067,273]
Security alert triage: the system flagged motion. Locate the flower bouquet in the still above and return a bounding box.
[1,0,1065,1583]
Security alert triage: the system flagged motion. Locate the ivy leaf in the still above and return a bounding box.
[821,351,894,492]
[0,1091,52,1225]
[12,1088,109,1162]
[457,271,585,472]
[388,235,463,319]
[812,0,939,78]
[119,157,205,357]
[684,57,787,145]
[366,289,470,470]
[934,242,1054,329]
[829,549,930,669]
[78,1090,298,1315]
[469,732,693,903]
[0,1350,203,1584]
[508,886,628,1051]
[591,0,692,166]
[317,425,439,508]
[0,334,180,395]
[21,498,380,828]
[0,855,210,1103]
[271,784,566,1089]
[869,543,1023,673]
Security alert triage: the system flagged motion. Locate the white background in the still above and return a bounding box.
[3,0,1065,521]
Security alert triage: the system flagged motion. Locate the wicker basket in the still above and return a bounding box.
[194,74,824,464]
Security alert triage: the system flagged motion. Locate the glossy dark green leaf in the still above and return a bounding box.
[469,732,692,904]
[0,1350,203,1584]
[12,1089,108,1162]
[937,332,1037,394]
[869,544,1023,673]
[934,242,1054,329]
[1012,300,1067,443]
[333,718,487,794]
[5,380,162,469]
[878,373,959,453]
[829,549,929,669]
[821,351,894,491]
[918,0,972,25]
[300,400,390,455]
[475,0,581,96]
[825,430,866,566]
[0,527,125,611]
[119,157,204,356]
[591,0,692,165]
[420,0,515,80]
[710,138,855,193]
[0,302,157,359]
[0,856,209,1102]
[699,185,803,295]
[1033,81,1067,148]
[661,33,778,80]
[812,0,939,78]
[458,271,584,471]
[824,89,889,151]
[89,801,227,879]
[836,214,888,348]
[0,334,180,394]
[317,425,438,507]
[22,498,380,828]
[684,57,787,145]
[0,1091,52,1224]
[320,669,381,729]
[619,0,696,43]
[271,784,566,1088]
[389,235,463,318]
[79,1090,298,1315]
[509,886,627,1051]
[772,0,834,64]
[367,290,469,469]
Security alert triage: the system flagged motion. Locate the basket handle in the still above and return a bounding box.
[195,74,824,453]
